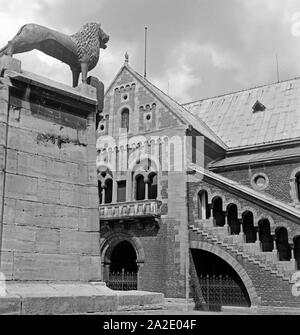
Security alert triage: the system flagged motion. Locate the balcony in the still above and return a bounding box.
[99,200,162,222]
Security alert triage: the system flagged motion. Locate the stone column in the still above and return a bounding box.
[145,179,149,201]
[101,186,106,205]
[224,211,230,232]
[112,179,118,203]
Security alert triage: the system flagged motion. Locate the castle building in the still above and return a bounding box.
[98,58,300,310]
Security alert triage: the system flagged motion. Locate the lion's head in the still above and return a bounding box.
[70,22,109,70]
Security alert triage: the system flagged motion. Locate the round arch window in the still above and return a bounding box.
[251,173,269,190]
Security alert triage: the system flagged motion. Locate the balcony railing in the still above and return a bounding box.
[99,200,162,221]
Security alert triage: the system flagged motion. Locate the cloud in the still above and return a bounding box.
[0,0,300,101]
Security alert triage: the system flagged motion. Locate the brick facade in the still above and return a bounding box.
[100,63,300,308]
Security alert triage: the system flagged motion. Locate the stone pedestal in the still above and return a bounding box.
[0,65,101,282]
[0,55,21,73]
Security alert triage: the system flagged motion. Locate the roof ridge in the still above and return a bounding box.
[183,75,300,106]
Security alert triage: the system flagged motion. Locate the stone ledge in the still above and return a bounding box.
[0,56,21,73]
[0,283,165,315]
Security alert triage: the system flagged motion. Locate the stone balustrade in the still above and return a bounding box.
[99,200,162,220]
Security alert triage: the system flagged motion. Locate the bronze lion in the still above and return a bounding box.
[0,22,109,87]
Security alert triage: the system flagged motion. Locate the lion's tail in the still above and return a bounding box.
[0,44,8,57]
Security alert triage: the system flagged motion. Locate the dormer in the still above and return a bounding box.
[252,100,266,113]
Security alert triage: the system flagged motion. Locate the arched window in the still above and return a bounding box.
[105,179,113,204]
[121,108,130,132]
[275,228,291,261]
[212,197,225,227]
[294,236,300,270]
[242,211,256,243]
[198,191,210,220]
[148,173,158,200]
[227,204,240,235]
[258,219,274,252]
[136,175,145,201]
[296,173,300,202]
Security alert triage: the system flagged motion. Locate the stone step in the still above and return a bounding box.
[190,226,295,288]
[239,243,260,256]
[0,283,165,315]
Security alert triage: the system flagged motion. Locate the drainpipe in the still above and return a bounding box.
[0,84,10,268]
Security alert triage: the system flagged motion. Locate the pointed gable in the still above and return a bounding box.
[103,63,227,149]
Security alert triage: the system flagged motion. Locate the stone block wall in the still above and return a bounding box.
[0,72,101,282]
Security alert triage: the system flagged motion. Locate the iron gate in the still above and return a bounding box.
[107,269,138,291]
[198,275,250,311]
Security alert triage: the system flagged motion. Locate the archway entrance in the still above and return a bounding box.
[191,249,251,311]
[108,241,138,291]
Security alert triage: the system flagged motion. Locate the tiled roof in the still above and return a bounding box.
[184,78,300,149]
[210,146,300,169]
[124,65,228,149]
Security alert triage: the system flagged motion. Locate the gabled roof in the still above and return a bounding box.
[189,163,300,223]
[210,145,300,169]
[105,63,227,149]
[184,77,300,149]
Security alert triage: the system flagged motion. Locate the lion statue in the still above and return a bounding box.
[0,22,109,87]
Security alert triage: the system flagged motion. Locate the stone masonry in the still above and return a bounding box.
[0,57,101,282]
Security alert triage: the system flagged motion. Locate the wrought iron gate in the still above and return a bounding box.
[107,269,138,291]
[198,275,250,311]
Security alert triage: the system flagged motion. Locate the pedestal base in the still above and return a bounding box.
[0,55,21,73]
[0,282,165,315]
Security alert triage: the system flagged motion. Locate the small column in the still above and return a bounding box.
[101,186,106,205]
[239,219,245,241]
[126,171,132,202]
[144,179,149,201]
[208,204,214,225]
[112,179,118,203]
[291,246,296,260]
[224,212,230,233]
[290,246,297,269]
[255,229,261,249]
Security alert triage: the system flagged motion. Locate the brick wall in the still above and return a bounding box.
[218,161,300,204]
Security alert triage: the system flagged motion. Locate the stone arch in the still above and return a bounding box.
[212,196,225,227]
[242,210,257,243]
[258,219,274,252]
[197,190,211,220]
[209,192,222,204]
[275,227,291,261]
[224,198,243,217]
[257,214,275,231]
[289,167,300,204]
[189,240,260,307]
[227,203,241,235]
[193,186,213,205]
[293,236,300,270]
[101,232,145,284]
[118,104,132,131]
[101,232,145,264]
[241,206,259,225]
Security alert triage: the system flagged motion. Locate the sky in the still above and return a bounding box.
[1,0,300,103]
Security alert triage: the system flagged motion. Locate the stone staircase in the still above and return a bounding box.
[189,220,297,284]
